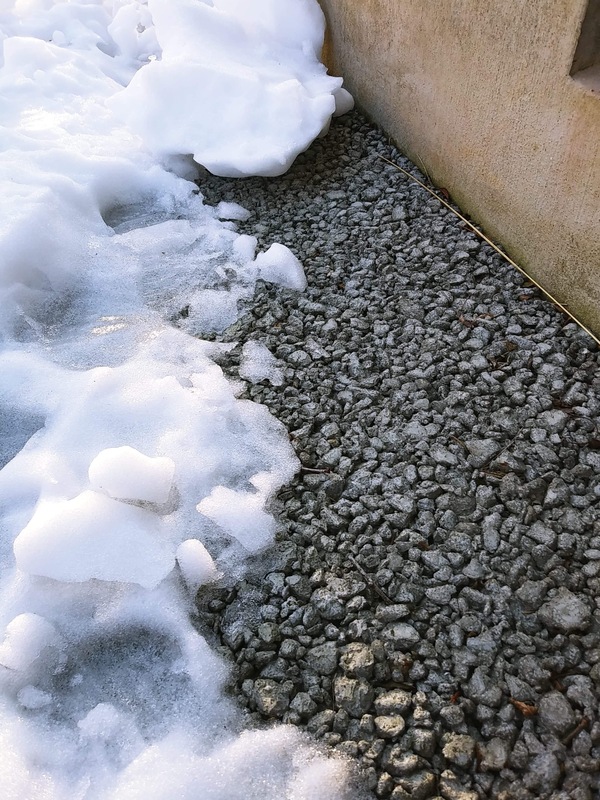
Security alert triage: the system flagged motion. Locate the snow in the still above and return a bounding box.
[0,612,63,672]
[110,726,351,800]
[239,340,285,386]
[88,447,175,504]
[216,201,252,222]
[13,490,175,588]
[17,684,54,710]
[111,0,345,177]
[197,484,277,552]
[176,539,219,593]
[0,0,353,798]
[254,242,308,290]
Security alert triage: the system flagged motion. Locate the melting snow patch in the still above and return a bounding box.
[13,490,175,589]
[0,0,354,797]
[197,484,277,552]
[239,340,285,386]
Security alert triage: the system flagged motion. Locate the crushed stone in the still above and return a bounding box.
[195,111,600,800]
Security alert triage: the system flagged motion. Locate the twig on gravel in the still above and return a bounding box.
[509,697,538,717]
[348,555,395,605]
[377,154,600,347]
[478,428,524,471]
[561,717,589,746]
[300,466,331,474]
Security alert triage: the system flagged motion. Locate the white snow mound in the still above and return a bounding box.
[176,539,219,593]
[111,0,351,176]
[0,613,62,673]
[255,243,307,290]
[13,491,175,589]
[88,446,175,504]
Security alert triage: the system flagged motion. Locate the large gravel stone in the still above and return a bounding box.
[515,580,548,612]
[374,715,406,739]
[523,752,561,793]
[381,622,420,650]
[479,738,509,772]
[439,770,479,800]
[252,679,290,717]
[537,691,577,736]
[411,728,436,759]
[289,692,317,719]
[311,587,346,621]
[538,588,592,633]
[430,444,458,466]
[390,774,436,800]
[442,734,476,768]
[305,642,339,675]
[286,574,311,601]
[374,689,413,716]
[257,622,281,648]
[333,676,374,718]
[464,438,501,467]
[340,642,375,679]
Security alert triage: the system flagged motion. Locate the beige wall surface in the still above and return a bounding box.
[320,0,600,335]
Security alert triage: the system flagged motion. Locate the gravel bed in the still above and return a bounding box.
[195,111,600,800]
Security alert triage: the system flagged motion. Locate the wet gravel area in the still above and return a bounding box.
[196,110,600,800]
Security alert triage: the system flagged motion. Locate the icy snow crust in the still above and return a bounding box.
[0,1,352,798]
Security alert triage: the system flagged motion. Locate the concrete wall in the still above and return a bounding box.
[319,0,600,335]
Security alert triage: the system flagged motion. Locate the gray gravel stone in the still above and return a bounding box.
[204,110,600,800]
[523,751,561,793]
[289,691,318,719]
[527,521,557,548]
[333,676,374,718]
[310,587,346,621]
[306,709,335,734]
[425,585,456,604]
[538,587,592,633]
[515,579,548,612]
[442,733,476,768]
[537,690,577,736]
[465,438,501,467]
[439,770,478,800]
[252,679,290,717]
[286,574,311,601]
[374,689,413,717]
[479,737,509,772]
[381,623,420,650]
[374,715,406,739]
[537,409,568,433]
[411,728,436,759]
[305,641,339,675]
[430,444,458,466]
[257,622,281,647]
[340,643,375,679]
